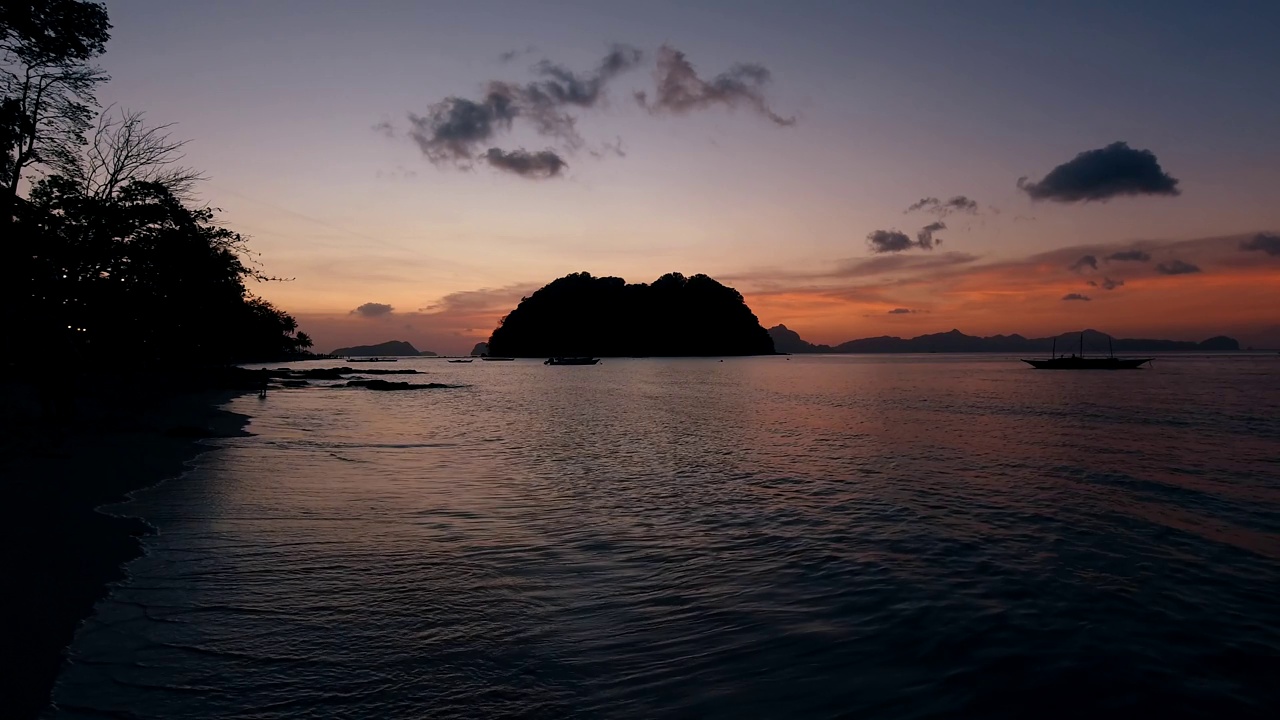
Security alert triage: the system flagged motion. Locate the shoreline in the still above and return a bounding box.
[2,385,253,719]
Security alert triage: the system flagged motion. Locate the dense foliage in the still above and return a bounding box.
[488,271,776,357]
[2,0,309,365]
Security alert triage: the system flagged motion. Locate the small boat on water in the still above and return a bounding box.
[481,356,515,361]
[545,357,600,365]
[447,359,473,363]
[1022,334,1151,370]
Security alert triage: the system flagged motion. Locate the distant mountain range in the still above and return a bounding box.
[329,340,437,357]
[768,326,1240,354]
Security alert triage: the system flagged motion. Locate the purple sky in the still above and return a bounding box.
[96,0,1280,352]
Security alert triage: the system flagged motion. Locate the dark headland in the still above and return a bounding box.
[769,326,1241,354]
[488,272,776,357]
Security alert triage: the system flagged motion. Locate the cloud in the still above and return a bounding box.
[916,221,946,249]
[887,308,915,314]
[867,229,915,254]
[408,91,518,164]
[352,302,394,318]
[1084,276,1124,290]
[498,45,536,64]
[904,195,979,216]
[482,148,567,178]
[404,44,642,172]
[1018,141,1181,202]
[1068,255,1098,272]
[1107,249,1151,262]
[1062,293,1092,301]
[1156,259,1201,275]
[1240,232,1280,256]
[835,252,978,279]
[636,45,794,126]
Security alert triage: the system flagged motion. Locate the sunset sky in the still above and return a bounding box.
[97,0,1280,353]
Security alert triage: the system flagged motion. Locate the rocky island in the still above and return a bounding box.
[329,340,436,357]
[487,272,776,357]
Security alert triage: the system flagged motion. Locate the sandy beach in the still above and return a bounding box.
[1,381,252,719]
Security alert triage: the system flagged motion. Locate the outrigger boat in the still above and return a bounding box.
[1022,333,1151,369]
[544,357,600,365]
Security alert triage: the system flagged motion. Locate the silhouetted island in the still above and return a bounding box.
[768,326,1241,354]
[488,272,775,357]
[330,340,436,357]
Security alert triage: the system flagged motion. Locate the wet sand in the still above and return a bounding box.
[1,384,251,719]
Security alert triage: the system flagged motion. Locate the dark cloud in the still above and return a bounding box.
[1156,259,1201,275]
[636,45,794,126]
[405,45,642,172]
[1062,293,1092,301]
[904,195,979,216]
[867,230,914,254]
[482,148,567,179]
[352,302,394,318]
[887,308,915,314]
[1240,232,1280,256]
[498,45,536,64]
[1068,255,1098,272]
[408,90,518,164]
[1100,277,1124,290]
[1107,249,1151,262]
[916,221,946,249]
[517,45,645,146]
[1018,141,1181,202]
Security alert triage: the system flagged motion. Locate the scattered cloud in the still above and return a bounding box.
[915,221,946,249]
[1062,293,1092,301]
[398,43,794,179]
[1156,259,1201,275]
[1107,249,1151,262]
[408,92,518,164]
[1240,232,1280,256]
[1100,277,1124,290]
[636,44,794,126]
[588,137,626,159]
[403,44,642,173]
[1018,141,1181,202]
[498,45,536,64]
[482,148,568,179]
[867,229,915,254]
[904,195,979,216]
[352,302,394,318]
[831,252,978,279]
[887,308,915,314]
[372,120,396,138]
[1069,255,1099,273]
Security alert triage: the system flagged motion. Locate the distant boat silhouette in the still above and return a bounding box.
[544,357,600,365]
[480,356,515,361]
[1023,333,1151,369]
[348,357,398,363]
[447,359,473,363]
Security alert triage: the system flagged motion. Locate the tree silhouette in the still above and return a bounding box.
[1,0,111,198]
[3,2,310,367]
[62,106,205,200]
[12,176,309,364]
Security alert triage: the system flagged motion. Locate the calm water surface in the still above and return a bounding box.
[50,355,1280,718]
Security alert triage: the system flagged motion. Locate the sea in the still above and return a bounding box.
[47,354,1280,719]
